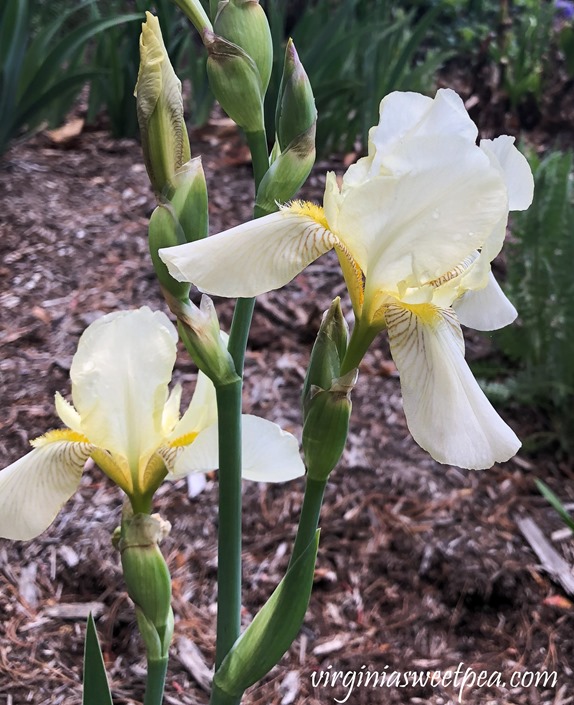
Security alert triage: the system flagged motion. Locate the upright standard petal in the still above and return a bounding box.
[385,304,520,469]
[70,308,178,473]
[169,369,218,442]
[159,207,337,297]
[170,415,305,482]
[480,136,534,211]
[0,439,91,540]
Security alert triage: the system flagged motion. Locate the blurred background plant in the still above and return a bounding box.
[0,0,141,155]
[481,150,574,456]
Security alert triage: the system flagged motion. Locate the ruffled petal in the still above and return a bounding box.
[480,136,534,211]
[0,440,90,540]
[454,272,517,331]
[159,208,337,297]
[385,303,520,469]
[70,307,178,472]
[170,415,305,482]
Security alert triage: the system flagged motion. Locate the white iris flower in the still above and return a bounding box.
[160,89,534,470]
[0,307,304,540]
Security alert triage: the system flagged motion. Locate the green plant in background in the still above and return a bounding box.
[496,150,574,453]
[0,0,141,156]
[264,0,451,155]
[536,478,574,533]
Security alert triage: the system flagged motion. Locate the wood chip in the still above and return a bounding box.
[516,515,574,596]
[312,636,348,656]
[176,637,212,692]
[43,601,105,620]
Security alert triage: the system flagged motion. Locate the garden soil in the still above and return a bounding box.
[1,112,573,705]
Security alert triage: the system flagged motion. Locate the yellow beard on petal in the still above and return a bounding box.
[283,200,330,229]
[395,302,441,327]
[169,431,199,448]
[31,429,90,447]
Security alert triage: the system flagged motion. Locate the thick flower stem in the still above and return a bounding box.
[212,125,270,682]
[289,477,327,568]
[143,657,168,705]
[340,317,382,376]
[214,380,243,670]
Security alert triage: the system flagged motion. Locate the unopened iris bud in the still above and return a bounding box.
[148,204,191,302]
[172,157,209,243]
[120,511,173,659]
[172,0,213,34]
[302,298,348,406]
[276,39,317,152]
[301,298,356,481]
[135,12,191,198]
[164,292,240,387]
[204,31,265,133]
[214,0,273,93]
[302,370,357,482]
[255,40,316,216]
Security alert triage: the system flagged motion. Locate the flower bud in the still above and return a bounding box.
[172,0,213,34]
[204,30,265,133]
[172,157,209,243]
[164,292,240,387]
[302,298,348,407]
[255,40,316,217]
[276,39,317,152]
[302,369,357,482]
[301,299,356,481]
[214,0,273,93]
[119,511,173,659]
[135,12,191,198]
[148,204,191,302]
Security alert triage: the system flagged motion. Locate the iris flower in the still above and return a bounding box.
[160,89,534,470]
[0,307,304,540]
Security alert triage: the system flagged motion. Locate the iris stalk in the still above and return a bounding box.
[212,127,269,696]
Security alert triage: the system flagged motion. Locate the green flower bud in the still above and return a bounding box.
[276,39,316,152]
[302,298,348,407]
[214,0,273,93]
[172,157,209,243]
[302,369,357,482]
[255,126,316,217]
[135,12,191,198]
[148,204,191,302]
[164,292,240,387]
[172,0,213,34]
[204,30,265,132]
[119,511,173,659]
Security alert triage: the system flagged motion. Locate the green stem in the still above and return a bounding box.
[245,129,269,193]
[340,317,381,376]
[214,380,243,670]
[210,683,242,705]
[143,658,168,705]
[212,124,270,680]
[289,477,327,568]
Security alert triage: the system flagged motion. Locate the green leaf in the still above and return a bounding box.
[535,479,574,534]
[214,530,320,698]
[83,613,113,705]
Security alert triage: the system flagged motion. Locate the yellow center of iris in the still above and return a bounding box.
[286,200,330,230]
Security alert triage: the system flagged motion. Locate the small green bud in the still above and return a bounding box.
[276,39,317,152]
[164,292,240,387]
[135,12,191,198]
[302,369,357,482]
[172,0,213,34]
[149,204,191,302]
[302,298,349,407]
[214,0,273,93]
[255,39,316,217]
[172,157,209,243]
[204,30,265,132]
[120,511,173,659]
[255,126,316,217]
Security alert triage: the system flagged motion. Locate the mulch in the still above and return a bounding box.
[1,112,574,705]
